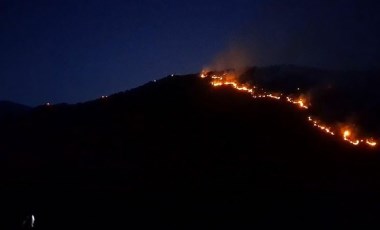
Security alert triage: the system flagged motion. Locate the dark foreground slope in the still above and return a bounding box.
[1,75,380,229]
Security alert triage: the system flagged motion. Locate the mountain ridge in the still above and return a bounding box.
[1,72,379,229]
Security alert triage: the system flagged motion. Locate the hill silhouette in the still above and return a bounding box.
[0,101,31,121]
[1,74,379,229]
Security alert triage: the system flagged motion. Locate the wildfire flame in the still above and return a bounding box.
[286,97,308,109]
[308,116,335,136]
[342,129,360,146]
[366,139,377,147]
[200,70,377,148]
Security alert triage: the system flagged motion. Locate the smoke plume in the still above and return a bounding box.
[203,44,254,75]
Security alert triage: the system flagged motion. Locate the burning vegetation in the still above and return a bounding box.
[200,70,377,148]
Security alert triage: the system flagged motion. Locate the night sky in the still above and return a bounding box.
[1,0,380,106]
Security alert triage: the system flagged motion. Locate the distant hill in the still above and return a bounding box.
[0,101,31,120]
[0,73,379,229]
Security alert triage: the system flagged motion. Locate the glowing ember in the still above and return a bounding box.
[200,70,378,149]
[366,139,377,146]
[286,97,308,109]
[267,94,281,100]
[308,116,335,135]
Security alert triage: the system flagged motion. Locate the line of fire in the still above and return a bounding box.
[200,70,377,148]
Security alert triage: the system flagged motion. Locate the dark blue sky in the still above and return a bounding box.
[1,0,380,106]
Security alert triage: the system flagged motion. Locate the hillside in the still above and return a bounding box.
[0,74,379,229]
[241,65,380,134]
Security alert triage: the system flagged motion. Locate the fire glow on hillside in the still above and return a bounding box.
[200,70,377,148]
